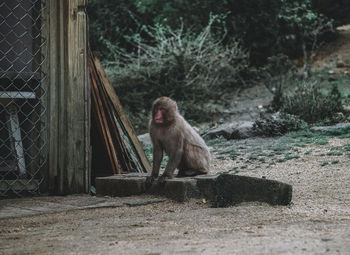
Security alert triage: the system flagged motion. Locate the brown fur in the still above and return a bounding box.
[147,97,210,185]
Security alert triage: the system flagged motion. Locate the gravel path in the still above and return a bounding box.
[1,136,349,255]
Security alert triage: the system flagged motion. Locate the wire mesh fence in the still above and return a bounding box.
[0,0,46,196]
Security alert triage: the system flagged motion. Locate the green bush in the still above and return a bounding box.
[105,19,249,131]
[281,80,344,124]
[88,0,150,59]
[253,112,307,136]
[88,0,335,65]
[277,0,335,65]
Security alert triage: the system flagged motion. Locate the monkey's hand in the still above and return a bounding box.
[145,175,155,189]
[158,175,167,185]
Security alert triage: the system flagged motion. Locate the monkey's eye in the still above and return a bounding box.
[157,107,166,113]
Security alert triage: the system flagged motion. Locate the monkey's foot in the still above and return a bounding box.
[145,175,156,188]
[177,169,207,177]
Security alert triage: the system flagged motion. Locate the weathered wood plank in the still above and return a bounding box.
[64,0,90,193]
[90,62,121,174]
[46,0,86,194]
[46,0,90,194]
[92,58,151,173]
[44,0,60,193]
[57,0,67,194]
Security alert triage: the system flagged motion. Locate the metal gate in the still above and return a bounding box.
[0,0,46,196]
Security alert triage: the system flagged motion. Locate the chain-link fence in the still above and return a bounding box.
[0,0,46,196]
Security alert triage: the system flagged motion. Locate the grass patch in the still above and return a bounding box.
[259,158,266,163]
[229,151,240,160]
[284,154,300,160]
[322,126,350,138]
[315,138,328,145]
[207,122,349,172]
[344,144,350,152]
[304,150,312,155]
[321,161,329,167]
[326,151,343,156]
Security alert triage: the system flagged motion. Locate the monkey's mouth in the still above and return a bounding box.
[155,118,163,123]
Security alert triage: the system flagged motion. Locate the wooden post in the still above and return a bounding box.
[44,0,90,194]
[65,0,90,193]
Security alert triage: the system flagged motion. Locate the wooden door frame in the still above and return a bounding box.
[42,0,90,194]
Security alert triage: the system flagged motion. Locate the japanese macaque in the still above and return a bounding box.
[146,97,210,185]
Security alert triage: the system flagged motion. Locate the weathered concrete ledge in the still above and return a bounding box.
[95,173,292,207]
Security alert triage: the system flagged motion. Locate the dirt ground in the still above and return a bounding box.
[2,135,350,255]
[1,27,350,255]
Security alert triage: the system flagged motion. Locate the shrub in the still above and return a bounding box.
[281,79,344,124]
[88,0,151,60]
[253,112,307,136]
[105,18,249,131]
[261,54,296,111]
[88,0,335,65]
[277,0,335,77]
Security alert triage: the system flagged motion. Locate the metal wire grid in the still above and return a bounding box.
[0,0,46,196]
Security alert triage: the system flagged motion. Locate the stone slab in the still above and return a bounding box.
[213,174,292,207]
[163,178,200,202]
[95,174,147,197]
[95,173,293,206]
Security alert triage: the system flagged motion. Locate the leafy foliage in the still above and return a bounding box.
[87,0,342,132]
[88,0,149,59]
[281,80,344,124]
[88,0,335,64]
[253,112,307,136]
[277,0,334,53]
[104,19,249,131]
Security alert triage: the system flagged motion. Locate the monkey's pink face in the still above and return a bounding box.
[154,108,165,124]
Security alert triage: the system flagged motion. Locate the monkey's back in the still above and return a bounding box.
[178,115,211,172]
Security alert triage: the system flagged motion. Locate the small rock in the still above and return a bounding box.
[203,121,255,140]
[328,76,338,82]
[336,59,345,68]
[229,122,255,139]
[138,133,152,147]
[310,123,350,132]
[203,124,235,139]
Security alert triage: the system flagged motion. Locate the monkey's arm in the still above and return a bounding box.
[146,139,163,188]
[151,141,163,178]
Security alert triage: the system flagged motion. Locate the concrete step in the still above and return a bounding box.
[95,173,292,207]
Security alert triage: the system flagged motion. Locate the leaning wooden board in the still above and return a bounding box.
[89,49,151,174]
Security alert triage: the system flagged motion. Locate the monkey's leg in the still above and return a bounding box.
[177,167,208,177]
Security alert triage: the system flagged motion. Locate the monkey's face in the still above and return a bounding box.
[151,97,178,126]
[154,107,166,124]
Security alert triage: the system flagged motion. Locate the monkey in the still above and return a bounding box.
[146,97,210,186]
